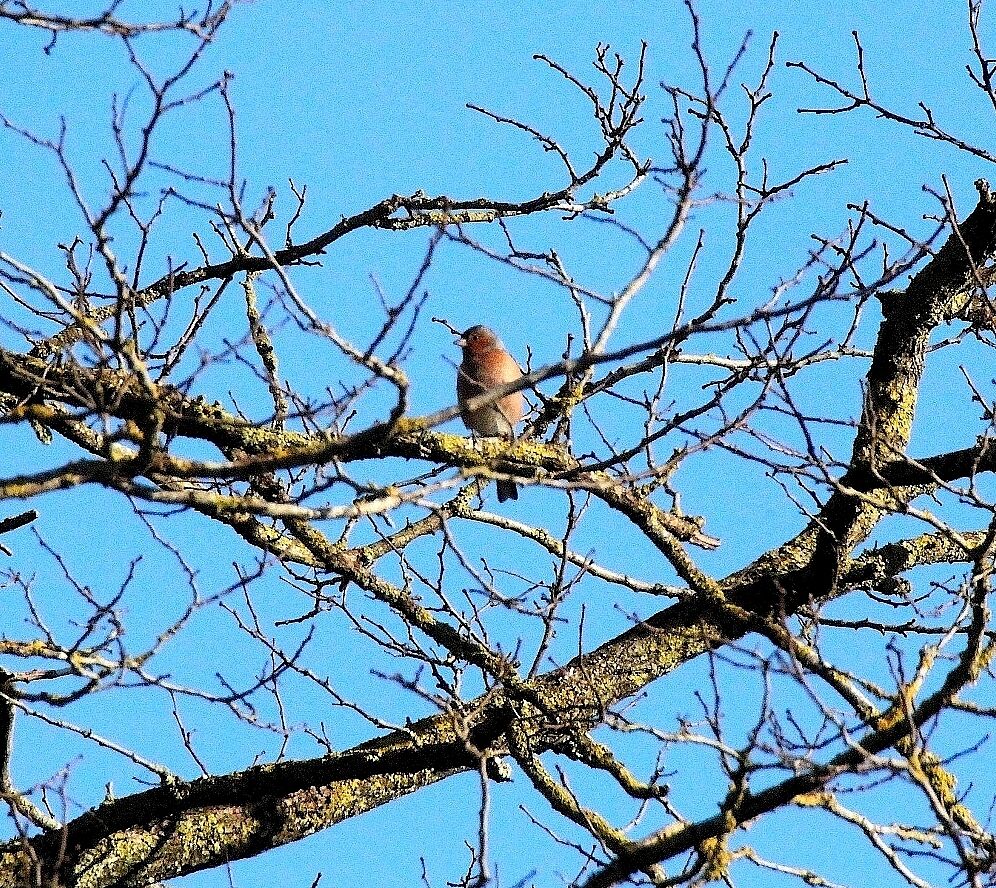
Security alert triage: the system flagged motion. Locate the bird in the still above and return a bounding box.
[456,325,524,502]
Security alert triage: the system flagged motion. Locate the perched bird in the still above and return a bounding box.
[456,325,524,502]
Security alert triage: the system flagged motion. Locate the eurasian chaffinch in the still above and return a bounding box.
[456,325,524,502]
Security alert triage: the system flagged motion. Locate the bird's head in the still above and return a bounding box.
[456,325,501,355]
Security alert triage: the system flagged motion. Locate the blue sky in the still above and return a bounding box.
[2,2,995,887]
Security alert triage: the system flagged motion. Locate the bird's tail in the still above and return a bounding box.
[496,480,518,502]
